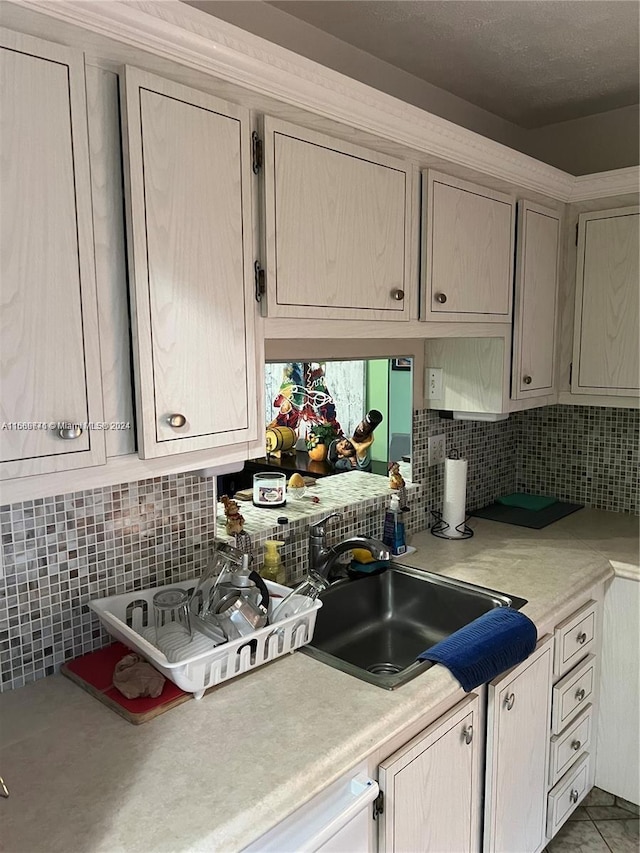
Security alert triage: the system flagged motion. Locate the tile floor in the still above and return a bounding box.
[545,787,639,852]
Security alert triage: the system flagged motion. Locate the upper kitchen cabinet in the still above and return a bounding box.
[0,29,105,481]
[120,67,259,459]
[571,206,639,397]
[422,171,516,322]
[511,201,561,399]
[262,117,416,321]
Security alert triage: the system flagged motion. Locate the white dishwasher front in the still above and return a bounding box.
[243,762,379,853]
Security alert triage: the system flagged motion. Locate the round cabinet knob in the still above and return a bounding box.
[504,692,515,711]
[523,375,532,385]
[571,739,582,751]
[570,789,580,804]
[167,414,187,429]
[577,631,587,645]
[58,426,83,440]
[434,292,447,304]
[391,288,405,301]
[462,725,473,745]
[575,688,586,702]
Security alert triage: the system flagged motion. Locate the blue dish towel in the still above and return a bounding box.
[418,607,537,692]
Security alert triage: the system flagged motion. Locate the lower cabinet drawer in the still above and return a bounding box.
[551,654,595,734]
[547,752,591,839]
[553,600,597,678]
[549,704,593,788]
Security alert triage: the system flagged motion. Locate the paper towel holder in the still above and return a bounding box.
[430,510,474,540]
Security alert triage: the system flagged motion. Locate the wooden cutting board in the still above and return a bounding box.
[61,642,192,724]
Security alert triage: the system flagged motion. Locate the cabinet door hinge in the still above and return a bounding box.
[254,261,266,302]
[252,131,263,174]
[372,790,384,820]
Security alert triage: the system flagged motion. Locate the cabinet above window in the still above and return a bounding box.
[261,117,418,321]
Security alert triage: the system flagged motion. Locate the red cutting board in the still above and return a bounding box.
[61,642,192,724]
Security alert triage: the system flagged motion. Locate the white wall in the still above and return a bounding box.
[524,105,640,175]
[186,0,530,150]
[186,0,639,175]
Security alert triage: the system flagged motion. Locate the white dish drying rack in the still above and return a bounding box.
[89,578,321,699]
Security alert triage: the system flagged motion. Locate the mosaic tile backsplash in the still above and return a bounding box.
[216,470,421,586]
[0,471,420,691]
[411,409,518,527]
[1,404,636,691]
[0,474,217,691]
[514,405,639,514]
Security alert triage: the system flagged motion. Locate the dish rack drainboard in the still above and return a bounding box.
[89,579,321,699]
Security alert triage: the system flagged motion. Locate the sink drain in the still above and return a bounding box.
[367,662,402,676]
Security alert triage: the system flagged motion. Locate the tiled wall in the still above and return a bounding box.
[2,404,635,691]
[1,475,216,691]
[411,409,518,528]
[514,405,639,514]
[0,472,420,691]
[216,471,422,587]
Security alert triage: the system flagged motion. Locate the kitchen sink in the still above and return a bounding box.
[301,565,527,689]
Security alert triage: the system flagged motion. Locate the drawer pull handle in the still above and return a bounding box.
[391,288,405,301]
[462,725,473,745]
[167,414,187,428]
[571,739,582,751]
[504,692,515,711]
[575,688,586,702]
[523,375,532,385]
[570,789,580,804]
[434,292,447,304]
[577,631,588,644]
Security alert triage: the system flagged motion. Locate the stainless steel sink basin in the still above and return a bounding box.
[301,565,528,689]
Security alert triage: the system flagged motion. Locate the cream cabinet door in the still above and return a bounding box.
[263,117,415,321]
[0,29,105,480]
[379,695,481,853]
[484,638,553,853]
[422,171,515,321]
[512,201,560,399]
[121,67,258,459]
[572,207,639,396]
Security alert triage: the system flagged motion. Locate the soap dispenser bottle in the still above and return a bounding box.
[261,540,286,585]
[383,493,407,556]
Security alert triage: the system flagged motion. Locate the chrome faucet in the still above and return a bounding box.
[308,512,391,582]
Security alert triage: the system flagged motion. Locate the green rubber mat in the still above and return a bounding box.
[471,501,583,529]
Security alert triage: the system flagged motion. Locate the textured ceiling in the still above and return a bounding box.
[265,0,639,128]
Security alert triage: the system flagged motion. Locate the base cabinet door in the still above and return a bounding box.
[121,67,258,459]
[378,695,481,853]
[1,28,105,479]
[484,638,553,853]
[572,206,639,396]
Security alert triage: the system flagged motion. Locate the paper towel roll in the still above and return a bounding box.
[442,457,468,538]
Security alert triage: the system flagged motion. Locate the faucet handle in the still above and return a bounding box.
[309,512,342,539]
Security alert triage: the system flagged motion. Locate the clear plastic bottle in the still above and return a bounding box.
[270,573,330,623]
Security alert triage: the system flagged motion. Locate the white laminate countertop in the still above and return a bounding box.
[1,509,638,853]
